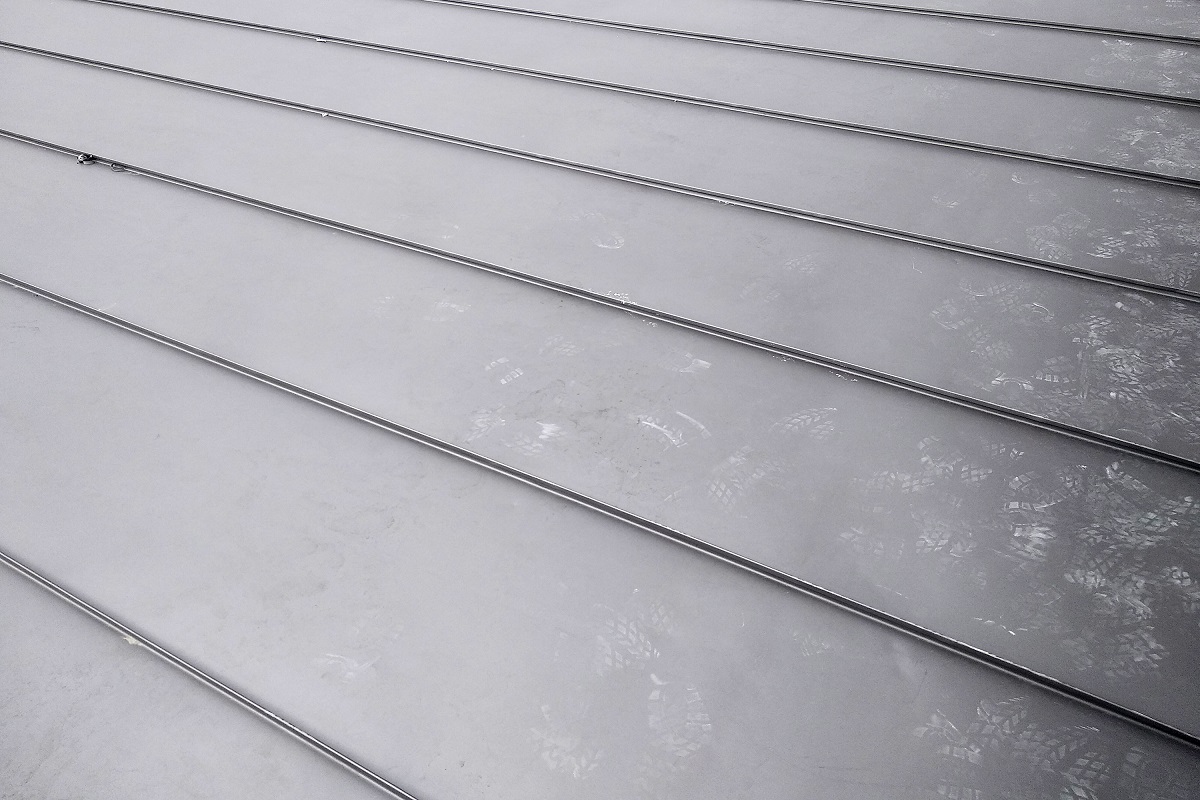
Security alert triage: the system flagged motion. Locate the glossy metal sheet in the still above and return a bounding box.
[0,564,389,798]
[2,285,1198,799]
[8,0,1197,180]
[4,136,1200,734]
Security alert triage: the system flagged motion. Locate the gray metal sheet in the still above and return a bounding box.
[2,284,1199,799]
[257,0,1200,98]
[3,48,1199,456]
[0,564,389,798]
[444,0,1200,45]
[821,0,1200,39]
[4,0,1199,792]
[6,0,1198,182]
[4,137,1200,735]
[5,49,1195,296]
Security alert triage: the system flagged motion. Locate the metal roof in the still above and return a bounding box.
[1,0,1198,796]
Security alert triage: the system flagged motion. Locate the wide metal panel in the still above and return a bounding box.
[2,284,1198,799]
[5,137,1200,735]
[4,0,1198,793]
[213,0,1200,98]
[0,564,389,798]
[7,0,1197,180]
[6,49,1195,296]
[4,52,1199,454]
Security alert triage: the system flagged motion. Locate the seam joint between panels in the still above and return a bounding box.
[404,0,1200,103]
[0,549,422,800]
[24,16,1199,188]
[786,0,1200,47]
[3,127,1199,475]
[2,47,1199,307]
[1,274,1199,755]
[74,0,1200,108]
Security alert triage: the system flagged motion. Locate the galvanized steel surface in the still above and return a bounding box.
[0,555,395,798]
[4,285,1200,798]
[1,0,1198,797]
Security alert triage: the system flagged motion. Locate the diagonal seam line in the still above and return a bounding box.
[404,0,1200,105]
[43,6,1200,189]
[76,0,1200,108]
[3,128,1199,475]
[2,272,1199,754]
[3,45,1200,309]
[0,548,421,800]
[785,0,1200,47]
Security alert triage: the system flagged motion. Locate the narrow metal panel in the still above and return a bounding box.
[7,0,1198,180]
[4,139,1200,735]
[803,0,1200,39]
[0,565,392,798]
[144,0,1200,99]
[2,285,1199,798]
[1,49,1196,292]
[422,0,1200,46]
